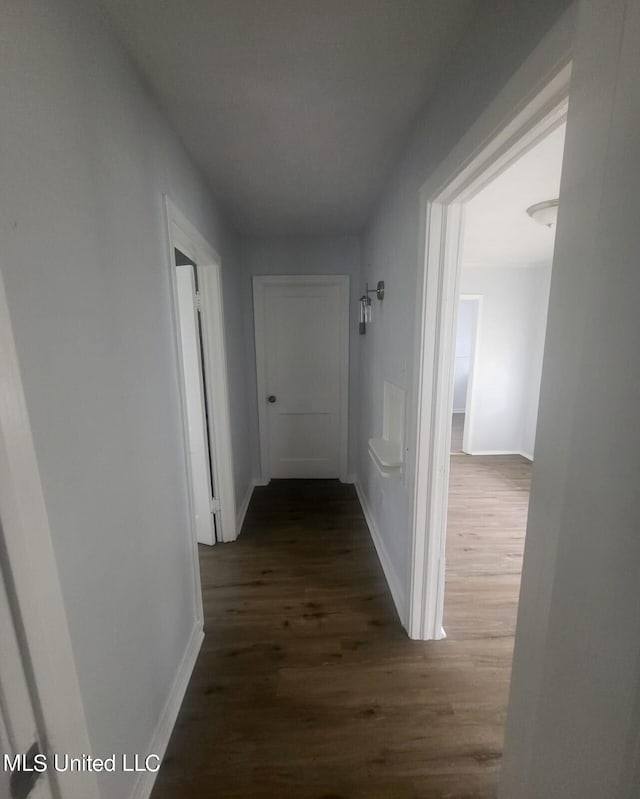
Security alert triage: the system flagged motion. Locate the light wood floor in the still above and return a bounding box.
[151,456,530,799]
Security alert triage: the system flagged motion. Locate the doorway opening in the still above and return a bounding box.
[409,64,571,641]
[450,295,481,454]
[444,120,565,641]
[165,197,237,560]
[174,247,218,546]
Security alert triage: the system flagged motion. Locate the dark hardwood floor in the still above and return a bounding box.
[151,459,530,799]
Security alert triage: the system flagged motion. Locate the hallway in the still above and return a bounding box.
[3,3,636,795]
[151,464,529,799]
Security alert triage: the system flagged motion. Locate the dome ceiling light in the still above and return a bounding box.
[526,199,559,228]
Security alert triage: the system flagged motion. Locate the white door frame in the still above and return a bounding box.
[0,553,55,798]
[253,274,350,484]
[164,199,237,570]
[408,52,572,640]
[458,294,482,455]
[0,269,100,799]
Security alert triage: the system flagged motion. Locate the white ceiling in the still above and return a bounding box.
[462,122,567,267]
[100,0,476,234]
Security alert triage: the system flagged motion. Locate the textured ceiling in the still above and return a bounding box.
[100,0,476,233]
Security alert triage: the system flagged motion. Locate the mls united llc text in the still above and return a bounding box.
[3,753,161,773]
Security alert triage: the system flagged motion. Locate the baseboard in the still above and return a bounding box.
[130,623,204,799]
[342,473,357,484]
[235,479,256,535]
[465,449,522,456]
[354,481,405,625]
[253,476,270,487]
[452,409,466,414]
[466,450,534,461]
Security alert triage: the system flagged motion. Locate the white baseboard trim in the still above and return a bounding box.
[465,449,534,461]
[130,623,204,799]
[354,481,405,625]
[465,449,522,456]
[253,477,270,487]
[236,480,256,535]
[342,473,357,484]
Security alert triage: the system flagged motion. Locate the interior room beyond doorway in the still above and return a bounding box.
[444,121,566,642]
[450,122,565,461]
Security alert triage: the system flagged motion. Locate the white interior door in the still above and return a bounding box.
[253,276,349,480]
[175,264,216,546]
[0,544,54,799]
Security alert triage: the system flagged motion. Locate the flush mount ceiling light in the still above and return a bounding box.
[526,199,559,228]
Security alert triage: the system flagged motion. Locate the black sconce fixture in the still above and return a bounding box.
[359,281,385,334]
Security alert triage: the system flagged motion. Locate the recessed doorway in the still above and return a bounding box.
[165,199,237,554]
[410,64,571,641]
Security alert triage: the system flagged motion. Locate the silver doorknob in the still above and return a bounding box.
[267,395,277,403]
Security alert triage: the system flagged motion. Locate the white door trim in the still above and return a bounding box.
[0,270,100,799]
[408,46,573,639]
[164,198,237,619]
[253,274,350,484]
[0,557,55,797]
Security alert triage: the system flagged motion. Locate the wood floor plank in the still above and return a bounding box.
[151,457,530,798]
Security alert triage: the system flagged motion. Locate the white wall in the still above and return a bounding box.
[521,260,553,457]
[452,298,476,412]
[240,235,361,479]
[501,1,640,795]
[358,0,574,621]
[0,2,252,797]
[459,263,551,456]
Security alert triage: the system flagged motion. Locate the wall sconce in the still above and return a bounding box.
[359,281,384,334]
